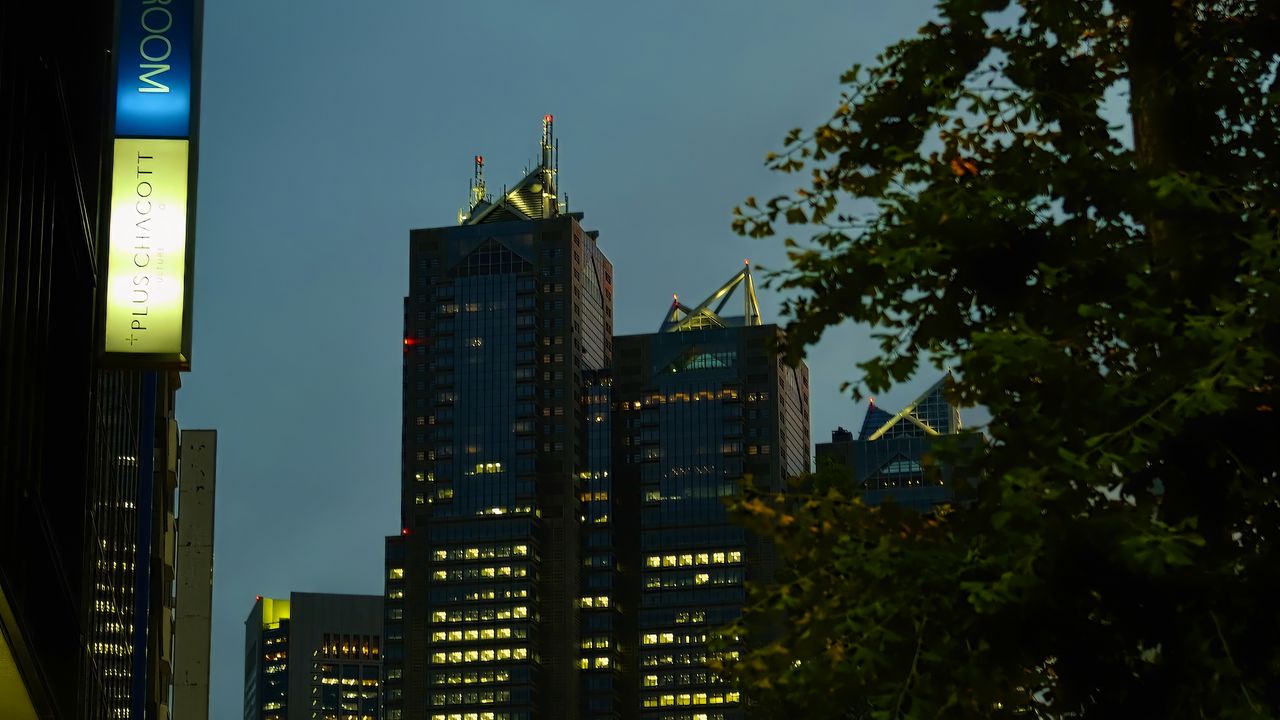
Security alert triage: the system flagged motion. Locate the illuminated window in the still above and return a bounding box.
[642,634,658,645]
[432,611,446,623]
[643,674,658,687]
[389,568,404,580]
[593,656,610,669]
[728,550,743,563]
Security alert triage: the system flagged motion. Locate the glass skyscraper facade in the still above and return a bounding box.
[612,268,810,720]
[385,118,615,720]
[815,375,963,512]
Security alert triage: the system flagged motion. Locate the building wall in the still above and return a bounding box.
[388,214,612,720]
[245,594,383,720]
[612,325,809,720]
[1,2,182,718]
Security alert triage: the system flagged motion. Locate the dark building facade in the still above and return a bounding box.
[244,593,384,720]
[2,2,185,719]
[815,376,963,511]
[383,117,614,720]
[611,267,810,720]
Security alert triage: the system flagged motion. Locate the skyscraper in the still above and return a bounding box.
[243,593,384,720]
[611,266,810,720]
[383,116,614,720]
[815,375,963,511]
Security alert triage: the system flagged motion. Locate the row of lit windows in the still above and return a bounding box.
[577,595,610,609]
[463,588,529,601]
[641,692,741,708]
[432,544,529,561]
[577,656,612,669]
[642,671,721,687]
[431,565,529,582]
[431,626,526,643]
[577,491,609,502]
[431,670,511,686]
[429,713,512,720]
[320,633,380,660]
[430,646,529,664]
[431,606,529,623]
[646,551,742,568]
[641,650,739,668]
[91,642,130,656]
[579,636,610,650]
[632,389,741,407]
[263,651,287,662]
[475,505,533,516]
[645,571,743,590]
[314,677,379,688]
[431,690,512,705]
[643,632,708,646]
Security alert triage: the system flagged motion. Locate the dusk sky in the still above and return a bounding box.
[177,2,949,717]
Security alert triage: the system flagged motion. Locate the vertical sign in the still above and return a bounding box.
[104,0,201,368]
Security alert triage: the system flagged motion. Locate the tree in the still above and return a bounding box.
[716,1,1280,718]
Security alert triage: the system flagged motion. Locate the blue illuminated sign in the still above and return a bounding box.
[115,0,194,138]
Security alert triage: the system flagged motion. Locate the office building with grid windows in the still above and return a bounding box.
[244,593,383,720]
[383,116,615,720]
[611,266,810,720]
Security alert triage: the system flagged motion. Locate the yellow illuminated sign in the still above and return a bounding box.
[105,138,189,357]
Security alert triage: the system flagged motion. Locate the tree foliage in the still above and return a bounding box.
[718,1,1280,717]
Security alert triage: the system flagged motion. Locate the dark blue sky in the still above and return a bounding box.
[178,2,946,717]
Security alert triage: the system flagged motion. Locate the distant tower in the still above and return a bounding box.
[612,265,810,720]
[816,375,965,511]
[385,116,615,720]
[244,593,384,720]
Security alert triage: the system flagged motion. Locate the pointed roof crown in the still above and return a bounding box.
[858,375,962,440]
[660,262,763,333]
[459,115,561,225]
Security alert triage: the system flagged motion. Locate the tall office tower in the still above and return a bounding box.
[1,1,190,719]
[244,593,384,720]
[383,116,614,720]
[612,265,810,720]
[815,375,964,511]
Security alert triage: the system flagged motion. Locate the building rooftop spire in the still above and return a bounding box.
[460,115,562,225]
[659,263,764,332]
